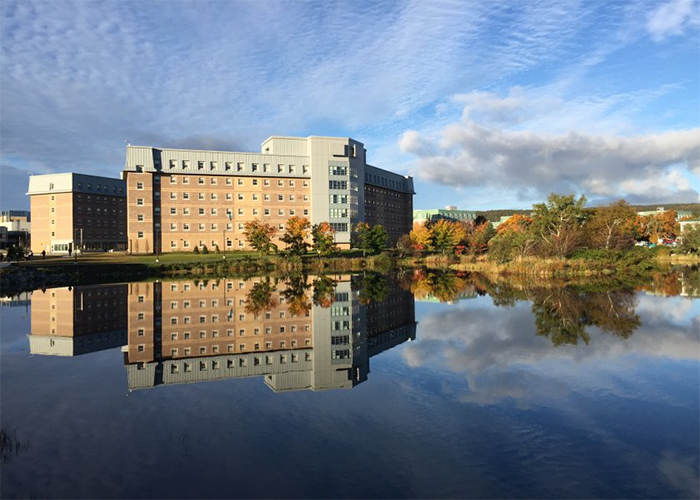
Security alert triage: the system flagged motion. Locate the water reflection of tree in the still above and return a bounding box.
[312,275,337,307]
[532,289,640,346]
[282,274,312,316]
[354,273,391,305]
[1,427,28,464]
[244,278,278,316]
[407,269,473,302]
[405,270,644,347]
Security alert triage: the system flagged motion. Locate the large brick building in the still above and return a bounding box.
[123,136,414,253]
[27,173,127,254]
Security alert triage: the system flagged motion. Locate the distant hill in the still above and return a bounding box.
[475,203,700,222]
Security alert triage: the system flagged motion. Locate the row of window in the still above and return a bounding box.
[329,180,348,190]
[365,172,408,191]
[160,207,309,217]
[162,352,312,374]
[165,192,308,202]
[150,176,309,188]
[164,160,309,175]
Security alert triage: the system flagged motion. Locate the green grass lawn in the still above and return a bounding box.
[14,251,259,267]
[13,248,368,267]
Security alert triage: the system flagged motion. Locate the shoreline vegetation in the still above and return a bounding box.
[2,193,699,296]
[1,247,698,298]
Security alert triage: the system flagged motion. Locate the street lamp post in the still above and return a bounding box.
[155,229,160,263]
[223,211,232,260]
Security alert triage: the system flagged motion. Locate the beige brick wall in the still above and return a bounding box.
[127,173,311,253]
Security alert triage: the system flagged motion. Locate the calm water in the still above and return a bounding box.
[1,272,698,499]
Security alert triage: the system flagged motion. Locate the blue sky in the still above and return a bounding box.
[1,0,698,211]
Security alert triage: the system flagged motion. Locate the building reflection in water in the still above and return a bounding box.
[28,276,417,393]
[28,284,128,356]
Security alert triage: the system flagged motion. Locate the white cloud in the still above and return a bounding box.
[647,0,699,41]
[400,88,700,202]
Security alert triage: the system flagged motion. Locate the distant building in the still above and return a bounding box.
[0,210,31,223]
[0,210,31,249]
[637,207,694,220]
[27,173,127,254]
[492,215,514,229]
[679,218,700,233]
[413,207,476,226]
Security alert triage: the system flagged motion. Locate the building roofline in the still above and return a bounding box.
[127,144,309,157]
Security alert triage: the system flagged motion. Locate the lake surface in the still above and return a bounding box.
[1,271,698,499]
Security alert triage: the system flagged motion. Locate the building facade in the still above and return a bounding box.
[122,136,414,253]
[413,207,476,226]
[27,173,127,253]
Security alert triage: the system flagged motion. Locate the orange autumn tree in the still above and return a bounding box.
[281,216,311,255]
[639,210,680,243]
[409,222,432,251]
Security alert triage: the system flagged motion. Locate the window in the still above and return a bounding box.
[183,177,190,184]
[198,177,205,184]
[330,165,347,176]
[198,161,204,170]
[136,182,144,190]
[237,163,244,172]
[330,223,348,232]
[137,198,144,206]
[137,214,144,221]
[183,160,190,169]
[329,180,347,189]
[251,163,258,172]
[137,231,144,238]
[225,162,232,171]
[210,161,218,170]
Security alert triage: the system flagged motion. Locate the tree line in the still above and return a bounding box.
[404,193,700,261]
[241,216,389,257]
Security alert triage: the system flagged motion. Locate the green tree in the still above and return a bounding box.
[532,193,587,257]
[488,215,536,262]
[243,220,279,255]
[354,223,388,255]
[680,224,700,253]
[280,216,311,256]
[585,200,637,250]
[311,222,337,255]
[431,219,466,253]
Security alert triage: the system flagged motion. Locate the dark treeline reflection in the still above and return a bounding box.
[400,267,698,347]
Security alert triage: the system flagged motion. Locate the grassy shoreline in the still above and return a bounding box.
[1,249,698,297]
